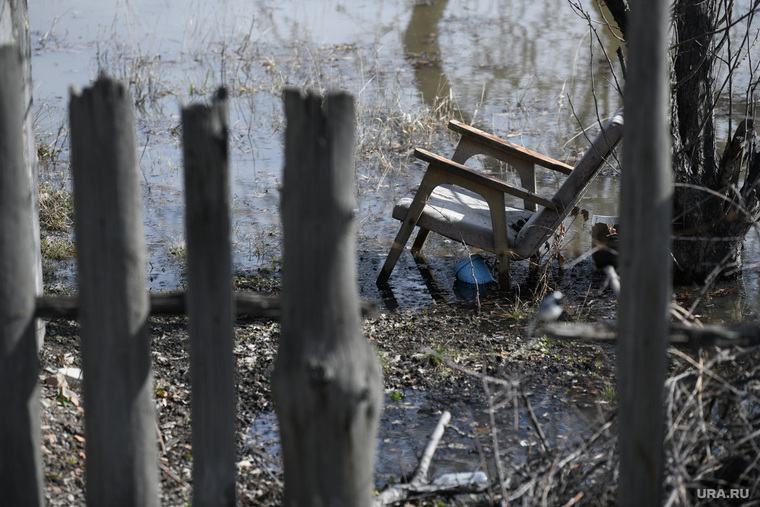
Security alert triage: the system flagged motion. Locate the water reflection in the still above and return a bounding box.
[398,0,627,142]
[28,0,758,318]
[403,0,454,112]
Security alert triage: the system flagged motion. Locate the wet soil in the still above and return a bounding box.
[28,1,760,503]
[38,259,622,506]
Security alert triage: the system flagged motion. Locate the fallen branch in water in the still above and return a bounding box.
[374,410,489,506]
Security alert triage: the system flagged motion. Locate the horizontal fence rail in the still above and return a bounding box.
[34,292,378,320]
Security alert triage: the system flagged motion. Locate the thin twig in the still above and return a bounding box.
[422,348,521,389]
[520,388,551,453]
[482,368,508,506]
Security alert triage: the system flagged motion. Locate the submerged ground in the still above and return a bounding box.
[37,261,760,505]
[39,267,623,506]
[29,0,760,504]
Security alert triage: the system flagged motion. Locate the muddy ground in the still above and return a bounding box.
[37,259,632,506]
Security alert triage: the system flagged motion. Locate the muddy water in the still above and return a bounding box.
[31,0,759,320]
[30,0,621,287]
[247,388,606,487]
[30,0,759,318]
[28,0,760,492]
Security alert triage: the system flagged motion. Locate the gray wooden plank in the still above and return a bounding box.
[0,43,44,507]
[618,0,671,504]
[0,0,45,349]
[70,75,159,507]
[273,89,383,506]
[183,88,237,507]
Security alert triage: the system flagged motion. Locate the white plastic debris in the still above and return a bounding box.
[432,471,488,488]
[57,367,83,386]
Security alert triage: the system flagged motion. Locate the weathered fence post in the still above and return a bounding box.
[273,89,384,506]
[1,0,45,350]
[618,0,672,504]
[0,44,44,507]
[183,88,237,506]
[70,76,160,506]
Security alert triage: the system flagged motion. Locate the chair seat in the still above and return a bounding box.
[392,185,534,256]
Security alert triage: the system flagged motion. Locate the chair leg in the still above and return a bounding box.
[377,220,416,284]
[496,253,511,288]
[484,189,512,290]
[410,227,430,255]
[377,182,436,285]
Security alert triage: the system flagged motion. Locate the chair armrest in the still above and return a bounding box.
[414,148,561,212]
[448,120,573,175]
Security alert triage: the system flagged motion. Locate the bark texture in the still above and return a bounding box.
[273,89,383,507]
[671,0,760,283]
[605,0,760,283]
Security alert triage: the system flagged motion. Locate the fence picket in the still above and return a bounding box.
[0,44,44,507]
[70,76,160,507]
[272,89,384,506]
[183,88,237,506]
[618,0,671,504]
[0,0,45,350]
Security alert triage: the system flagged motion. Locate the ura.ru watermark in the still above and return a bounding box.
[696,487,750,500]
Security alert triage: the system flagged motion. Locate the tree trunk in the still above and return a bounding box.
[605,0,760,284]
[671,0,760,283]
[273,89,384,507]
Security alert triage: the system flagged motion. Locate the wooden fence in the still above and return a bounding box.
[0,3,695,502]
[0,41,382,505]
[2,66,237,506]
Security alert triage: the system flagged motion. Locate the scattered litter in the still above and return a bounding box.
[58,367,83,387]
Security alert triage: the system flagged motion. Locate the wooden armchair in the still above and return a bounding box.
[376,109,624,288]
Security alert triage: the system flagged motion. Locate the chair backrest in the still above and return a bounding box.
[512,109,624,259]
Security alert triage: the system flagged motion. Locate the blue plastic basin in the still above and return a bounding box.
[453,255,495,285]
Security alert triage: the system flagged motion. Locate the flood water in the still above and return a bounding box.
[27,0,760,491]
[247,388,606,487]
[30,0,760,317]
